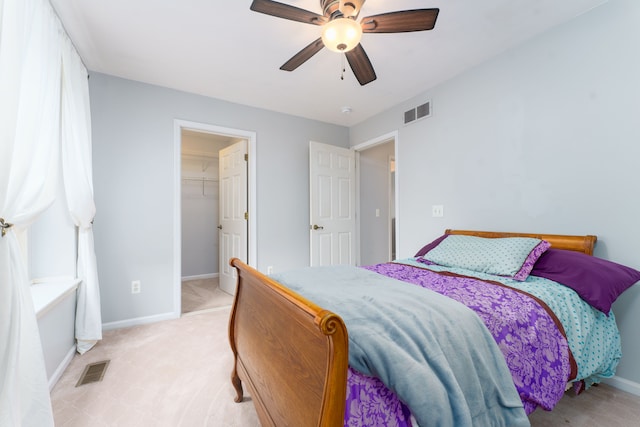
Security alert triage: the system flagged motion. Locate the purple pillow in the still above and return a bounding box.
[530,249,640,314]
[414,234,448,257]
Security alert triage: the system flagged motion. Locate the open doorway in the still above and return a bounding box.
[354,132,398,266]
[173,120,257,317]
[180,130,240,314]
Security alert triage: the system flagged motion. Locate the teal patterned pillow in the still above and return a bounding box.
[422,235,550,280]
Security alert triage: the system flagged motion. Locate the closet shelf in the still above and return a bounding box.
[182,177,218,183]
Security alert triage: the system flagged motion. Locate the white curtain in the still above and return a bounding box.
[61,36,102,355]
[0,0,62,425]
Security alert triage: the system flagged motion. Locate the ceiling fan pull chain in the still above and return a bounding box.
[340,54,345,80]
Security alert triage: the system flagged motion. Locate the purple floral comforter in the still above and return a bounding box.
[343,262,576,426]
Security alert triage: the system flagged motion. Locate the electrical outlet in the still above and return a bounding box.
[432,205,444,217]
[267,266,273,275]
[131,280,141,294]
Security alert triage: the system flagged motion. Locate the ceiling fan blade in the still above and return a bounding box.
[361,9,439,33]
[280,38,325,71]
[345,44,376,86]
[339,0,366,18]
[250,0,327,25]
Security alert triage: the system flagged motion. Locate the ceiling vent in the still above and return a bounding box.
[404,101,432,125]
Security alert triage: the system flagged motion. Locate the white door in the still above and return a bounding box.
[309,141,356,266]
[219,140,248,294]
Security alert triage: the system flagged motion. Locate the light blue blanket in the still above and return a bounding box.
[272,265,530,427]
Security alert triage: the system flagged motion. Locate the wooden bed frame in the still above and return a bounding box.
[228,230,596,426]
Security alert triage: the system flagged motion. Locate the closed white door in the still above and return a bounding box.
[219,140,248,294]
[309,141,356,266]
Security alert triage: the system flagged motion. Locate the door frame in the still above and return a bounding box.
[352,130,399,266]
[173,119,257,317]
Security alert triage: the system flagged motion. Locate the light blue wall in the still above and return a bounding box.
[89,73,349,324]
[350,0,640,386]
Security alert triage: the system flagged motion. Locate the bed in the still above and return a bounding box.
[228,229,635,426]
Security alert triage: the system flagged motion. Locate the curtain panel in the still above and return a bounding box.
[0,0,62,425]
[1,0,101,424]
[61,36,102,355]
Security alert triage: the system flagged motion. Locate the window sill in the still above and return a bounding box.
[31,278,81,319]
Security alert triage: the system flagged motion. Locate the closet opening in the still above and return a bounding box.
[173,120,257,317]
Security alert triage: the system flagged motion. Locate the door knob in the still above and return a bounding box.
[218,225,222,229]
[312,224,324,230]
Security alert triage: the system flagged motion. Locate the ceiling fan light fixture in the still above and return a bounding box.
[321,17,362,53]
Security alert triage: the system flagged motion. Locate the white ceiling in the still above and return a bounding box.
[50,0,606,126]
[181,129,240,158]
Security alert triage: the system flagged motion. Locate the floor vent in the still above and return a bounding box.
[76,360,110,387]
[404,100,432,125]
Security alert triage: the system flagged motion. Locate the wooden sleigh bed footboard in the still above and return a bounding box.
[228,257,349,427]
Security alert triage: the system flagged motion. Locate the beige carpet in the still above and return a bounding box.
[50,307,640,426]
[51,308,259,427]
[181,277,234,314]
[529,382,640,426]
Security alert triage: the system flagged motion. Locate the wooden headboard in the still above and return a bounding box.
[445,229,597,256]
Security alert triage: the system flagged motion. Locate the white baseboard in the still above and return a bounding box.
[181,273,219,281]
[49,345,76,391]
[181,305,232,317]
[603,376,640,396]
[102,311,178,331]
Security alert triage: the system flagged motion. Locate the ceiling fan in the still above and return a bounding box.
[250,0,439,86]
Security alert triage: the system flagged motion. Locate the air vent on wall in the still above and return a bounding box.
[404,109,416,124]
[404,101,432,125]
